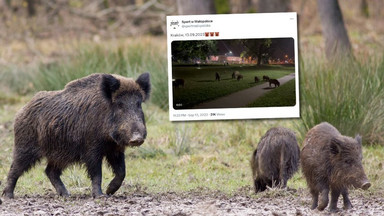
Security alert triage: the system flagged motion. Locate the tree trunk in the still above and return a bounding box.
[27,0,36,16]
[317,0,352,58]
[258,0,291,13]
[360,0,369,18]
[177,0,216,15]
[230,0,251,13]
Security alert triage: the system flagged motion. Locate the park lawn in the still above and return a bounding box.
[1,101,383,196]
[247,79,296,107]
[172,64,294,109]
[1,37,383,198]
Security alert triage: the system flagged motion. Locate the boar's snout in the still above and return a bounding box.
[128,132,144,146]
[361,181,371,190]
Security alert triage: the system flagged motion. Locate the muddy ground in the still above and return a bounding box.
[0,187,383,216]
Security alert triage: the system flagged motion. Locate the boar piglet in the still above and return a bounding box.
[251,127,300,193]
[2,73,151,198]
[301,122,370,212]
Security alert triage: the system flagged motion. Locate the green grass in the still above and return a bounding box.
[0,101,294,195]
[173,65,294,109]
[299,56,384,144]
[247,79,296,107]
[0,40,169,110]
[1,38,384,198]
[1,102,382,196]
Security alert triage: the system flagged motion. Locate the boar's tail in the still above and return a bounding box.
[250,149,258,179]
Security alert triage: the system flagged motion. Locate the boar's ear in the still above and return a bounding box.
[330,138,342,155]
[136,72,151,101]
[355,134,362,145]
[101,74,120,101]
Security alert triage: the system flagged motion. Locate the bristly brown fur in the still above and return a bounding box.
[2,73,151,198]
[301,122,370,212]
[251,127,300,193]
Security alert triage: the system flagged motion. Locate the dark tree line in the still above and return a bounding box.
[177,0,356,59]
[1,0,371,59]
[171,40,217,63]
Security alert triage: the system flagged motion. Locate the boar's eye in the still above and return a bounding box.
[345,159,353,165]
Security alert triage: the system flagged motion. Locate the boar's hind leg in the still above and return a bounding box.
[279,144,287,188]
[317,188,329,211]
[329,189,341,212]
[2,148,41,198]
[86,157,103,198]
[310,188,319,210]
[45,163,69,197]
[342,189,352,210]
[106,152,126,195]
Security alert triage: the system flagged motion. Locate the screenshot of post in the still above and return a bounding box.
[167,13,299,121]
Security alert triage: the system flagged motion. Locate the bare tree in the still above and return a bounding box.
[360,0,369,18]
[176,0,215,15]
[258,0,291,13]
[317,0,352,58]
[27,0,36,16]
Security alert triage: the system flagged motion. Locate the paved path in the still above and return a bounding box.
[194,73,295,109]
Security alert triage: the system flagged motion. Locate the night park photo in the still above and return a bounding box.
[171,38,296,110]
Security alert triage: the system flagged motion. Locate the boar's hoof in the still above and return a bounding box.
[2,190,14,199]
[58,191,70,197]
[344,202,353,210]
[92,193,102,198]
[310,204,317,210]
[361,182,371,190]
[329,207,340,213]
[93,193,108,199]
[317,203,328,211]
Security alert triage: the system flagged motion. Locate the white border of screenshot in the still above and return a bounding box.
[167,12,299,121]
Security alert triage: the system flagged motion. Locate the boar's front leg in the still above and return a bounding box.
[329,189,340,212]
[317,188,329,211]
[106,151,126,195]
[341,189,352,210]
[86,156,103,198]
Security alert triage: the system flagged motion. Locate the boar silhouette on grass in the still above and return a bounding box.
[237,74,243,81]
[173,78,184,88]
[251,127,300,193]
[268,79,280,88]
[215,72,221,81]
[232,71,240,79]
[262,75,270,81]
[2,73,151,198]
[301,122,371,212]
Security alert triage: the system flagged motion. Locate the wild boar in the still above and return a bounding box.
[268,79,280,88]
[173,78,184,88]
[2,73,150,198]
[251,127,300,193]
[301,122,371,212]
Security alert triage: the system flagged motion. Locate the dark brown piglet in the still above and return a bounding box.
[251,127,300,193]
[301,122,370,212]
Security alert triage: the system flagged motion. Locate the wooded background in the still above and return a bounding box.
[0,0,383,55]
